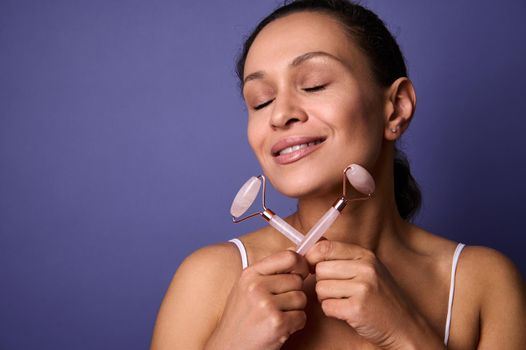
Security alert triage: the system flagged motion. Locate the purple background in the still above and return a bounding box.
[1,0,525,348]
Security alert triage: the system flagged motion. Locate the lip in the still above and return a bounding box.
[271,135,326,165]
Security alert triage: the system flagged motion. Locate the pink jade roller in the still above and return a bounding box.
[230,175,304,245]
[295,164,375,255]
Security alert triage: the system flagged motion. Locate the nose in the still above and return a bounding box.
[270,91,308,129]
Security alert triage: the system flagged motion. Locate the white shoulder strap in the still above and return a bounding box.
[444,243,466,346]
[229,238,248,270]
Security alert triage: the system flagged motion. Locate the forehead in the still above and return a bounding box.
[244,11,369,77]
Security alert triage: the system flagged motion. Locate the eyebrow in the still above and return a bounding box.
[243,51,344,86]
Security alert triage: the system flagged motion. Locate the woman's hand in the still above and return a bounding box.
[205,250,309,350]
[305,240,444,350]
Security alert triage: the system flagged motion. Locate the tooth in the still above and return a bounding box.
[279,141,322,156]
[280,147,293,155]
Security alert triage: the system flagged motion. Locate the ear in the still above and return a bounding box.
[383,77,416,141]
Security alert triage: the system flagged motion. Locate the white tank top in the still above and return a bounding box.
[229,238,465,347]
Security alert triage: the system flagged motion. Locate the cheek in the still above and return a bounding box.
[246,117,264,159]
[322,92,385,167]
[350,108,385,168]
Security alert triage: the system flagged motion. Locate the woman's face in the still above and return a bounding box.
[243,11,388,198]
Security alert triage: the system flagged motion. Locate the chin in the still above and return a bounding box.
[260,148,377,199]
[266,168,341,199]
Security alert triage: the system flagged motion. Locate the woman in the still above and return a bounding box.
[151,1,525,349]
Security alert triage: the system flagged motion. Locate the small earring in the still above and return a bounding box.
[390,127,399,133]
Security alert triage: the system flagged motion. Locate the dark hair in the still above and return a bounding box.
[235,0,421,220]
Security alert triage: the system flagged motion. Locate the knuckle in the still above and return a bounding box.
[317,240,333,256]
[239,266,257,284]
[296,311,307,329]
[258,298,272,311]
[299,291,308,306]
[320,299,332,313]
[246,279,262,293]
[351,299,366,318]
[362,249,376,261]
[356,281,371,295]
[361,263,377,280]
[278,335,288,345]
[283,250,300,266]
[315,261,324,275]
[268,312,285,330]
[290,273,303,288]
[315,281,325,295]
[293,291,308,308]
[300,310,307,324]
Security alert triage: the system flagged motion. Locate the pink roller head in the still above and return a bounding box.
[230,176,262,217]
[345,164,375,195]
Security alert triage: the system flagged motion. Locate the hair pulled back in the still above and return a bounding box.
[235,0,421,220]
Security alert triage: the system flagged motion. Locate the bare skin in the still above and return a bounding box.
[151,11,526,350]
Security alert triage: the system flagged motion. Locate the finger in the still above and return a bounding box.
[273,290,307,311]
[320,298,350,321]
[315,279,356,300]
[314,259,362,281]
[254,250,309,279]
[269,310,307,345]
[282,310,307,335]
[261,273,304,294]
[305,240,372,265]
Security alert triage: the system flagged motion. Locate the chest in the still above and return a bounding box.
[281,272,457,349]
[283,304,379,349]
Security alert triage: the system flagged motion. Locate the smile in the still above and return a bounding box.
[277,140,323,155]
[271,136,326,165]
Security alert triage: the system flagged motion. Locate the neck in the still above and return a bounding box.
[289,145,406,253]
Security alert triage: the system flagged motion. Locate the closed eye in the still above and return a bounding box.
[303,84,327,92]
[254,99,274,110]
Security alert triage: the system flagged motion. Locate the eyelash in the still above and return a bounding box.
[253,84,327,111]
[254,100,273,111]
[303,84,327,92]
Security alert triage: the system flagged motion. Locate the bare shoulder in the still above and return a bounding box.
[408,224,524,295]
[406,226,525,348]
[458,245,525,300]
[162,241,245,308]
[151,242,244,349]
[177,242,244,281]
[407,224,523,278]
[456,245,526,349]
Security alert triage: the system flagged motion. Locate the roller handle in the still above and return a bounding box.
[295,207,340,255]
[268,215,304,245]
